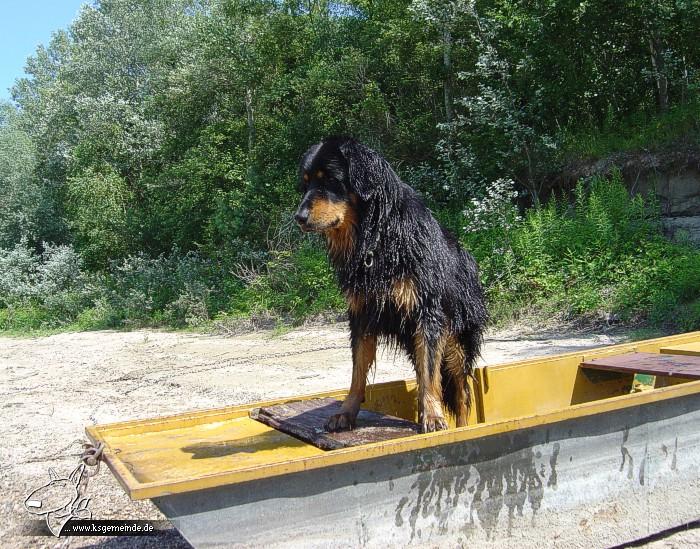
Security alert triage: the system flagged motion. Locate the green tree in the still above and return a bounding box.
[0,102,58,247]
[65,165,135,268]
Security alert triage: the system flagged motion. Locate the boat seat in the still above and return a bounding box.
[581,352,700,380]
[251,397,420,450]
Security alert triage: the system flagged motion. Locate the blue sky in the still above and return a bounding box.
[0,1,86,101]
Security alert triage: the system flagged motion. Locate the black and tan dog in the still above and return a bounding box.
[295,137,488,433]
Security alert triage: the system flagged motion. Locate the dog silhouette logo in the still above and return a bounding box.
[25,462,92,537]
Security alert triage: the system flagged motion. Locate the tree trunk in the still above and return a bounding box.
[682,55,689,104]
[245,87,256,180]
[245,87,256,152]
[648,34,669,113]
[443,25,453,124]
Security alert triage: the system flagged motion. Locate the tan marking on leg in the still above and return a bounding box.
[346,335,376,409]
[414,329,447,432]
[444,335,469,427]
[391,277,418,314]
[326,335,376,431]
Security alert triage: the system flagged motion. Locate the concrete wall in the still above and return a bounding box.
[561,150,700,245]
[636,168,700,245]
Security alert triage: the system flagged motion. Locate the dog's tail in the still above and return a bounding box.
[440,327,483,421]
[440,366,462,420]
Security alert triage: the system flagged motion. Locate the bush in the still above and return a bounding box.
[463,172,700,329]
[0,304,50,332]
[101,249,225,328]
[561,99,700,160]
[66,166,135,269]
[0,241,97,329]
[2,172,699,334]
[227,236,344,322]
[0,240,39,306]
[0,242,228,331]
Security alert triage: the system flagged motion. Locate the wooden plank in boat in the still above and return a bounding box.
[582,352,700,379]
[661,342,700,357]
[251,397,420,450]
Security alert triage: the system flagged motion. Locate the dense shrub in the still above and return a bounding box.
[0,243,226,331]
[0,241,96,330]
[561,99,700,160]
[66,166,136,269]
[1,173,699,334]
[463,173,700,328]
[0,241,40,305]
[0,242,92,306]
[227,239,344,321]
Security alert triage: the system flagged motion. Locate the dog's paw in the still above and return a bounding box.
[421,416,449,433]
[325,412,355,432]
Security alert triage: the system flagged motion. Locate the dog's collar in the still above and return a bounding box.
[360,203,383,269]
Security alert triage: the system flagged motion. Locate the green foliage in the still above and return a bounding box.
[464,173,700,329]
[561,99,700,159]
[99,249,226,328]
[66,166,136,268]
[10,0,700,229]
[228,238,345,321]
[0,242,97,329]
[0,305,51,333]
[0,242,226,331]
[2,0,700,333]
[0,102,59,247]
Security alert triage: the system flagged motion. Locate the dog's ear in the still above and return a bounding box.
[339,140,380,201]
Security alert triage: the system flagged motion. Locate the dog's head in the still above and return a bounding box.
[295,137,378,233]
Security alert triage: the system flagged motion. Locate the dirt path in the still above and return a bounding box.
[0,324,694,547]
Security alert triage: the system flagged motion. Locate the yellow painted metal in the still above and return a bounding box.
[661,341,700,356]
[479,353,635,423]
[87,331,700,500]
[106,416,325,485]
[654,375,690,388]
[362,376,480,427]
[479,331,700,422]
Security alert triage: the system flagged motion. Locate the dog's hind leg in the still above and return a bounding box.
[325,333,376,432]
[443,336,469,427]
[414,329,448,433]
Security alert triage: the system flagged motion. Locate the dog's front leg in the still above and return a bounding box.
[415,330,449,433]
[325,333,376,431]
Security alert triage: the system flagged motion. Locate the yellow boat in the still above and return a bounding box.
[87,331,700,548]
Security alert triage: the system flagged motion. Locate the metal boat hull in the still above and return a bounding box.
[153,391,700,548]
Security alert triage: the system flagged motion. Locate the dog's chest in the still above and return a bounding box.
[345,277,419,333]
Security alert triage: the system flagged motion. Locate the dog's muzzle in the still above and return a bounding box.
[294,206,313,232]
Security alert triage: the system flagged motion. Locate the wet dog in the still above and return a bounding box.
[295,137,487,433]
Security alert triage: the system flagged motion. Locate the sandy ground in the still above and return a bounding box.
[1,323,697,548]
